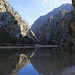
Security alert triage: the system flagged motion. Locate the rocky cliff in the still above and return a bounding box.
[70,0,75,47]
[0,0,36,43]
[31,3,75,46]
[72,0,75,10]
[31,4,73,38]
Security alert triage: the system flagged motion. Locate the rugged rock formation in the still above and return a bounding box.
[0,0,36,43]
[31,4,73,39]
[32,4,74,46]
[39,11,74,46]
[72,0,75,10]
[69,0,75,47]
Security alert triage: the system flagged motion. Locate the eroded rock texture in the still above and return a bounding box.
[31,2,75,47]
[72,0,75,10]
[32,4,74,46]
[70,0,75,47]
[0,0,36,43]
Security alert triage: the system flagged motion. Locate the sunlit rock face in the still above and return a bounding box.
[0,0,36,41]
[38,11,73,46]
[31,4,74,46]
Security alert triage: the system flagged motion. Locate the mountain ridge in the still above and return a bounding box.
[31,3,74,46]
[32,3,73,26]
[31,4,73,37]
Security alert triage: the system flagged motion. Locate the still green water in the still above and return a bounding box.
[0,47,75,75]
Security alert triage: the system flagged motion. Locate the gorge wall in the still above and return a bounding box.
[0,0,75,45]
[0,0,36,43]
[31,4,74,46]
[70,0,75,47]
[31,1,75,47]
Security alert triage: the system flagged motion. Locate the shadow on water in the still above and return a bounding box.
[0,47,75,75]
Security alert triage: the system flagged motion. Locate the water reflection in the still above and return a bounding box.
[31,47,75,75]
[18,63,42,75]
[0,49,35,75]
[0,47,75,75]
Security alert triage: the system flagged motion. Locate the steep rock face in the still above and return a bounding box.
[31,4,73,39]
[0,0,36,42]
[31,4,74,46]
[38,11,73,46]
[69,0,75,47]
[72,0,75,10]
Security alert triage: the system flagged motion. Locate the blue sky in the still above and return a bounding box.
[8,0,72,25]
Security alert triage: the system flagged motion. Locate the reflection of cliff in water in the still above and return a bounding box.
[0,49,35,75]
[0,48,75,75]
[30,48,75,75]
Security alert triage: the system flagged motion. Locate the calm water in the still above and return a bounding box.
[0,47,75,75]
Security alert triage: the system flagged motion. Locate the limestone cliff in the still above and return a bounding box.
[31,4,73,39]
[38,11,73,46]
[0,0,36,43]
[72,0,75,10]
[70,0,75,47]
[32,4,74,46]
